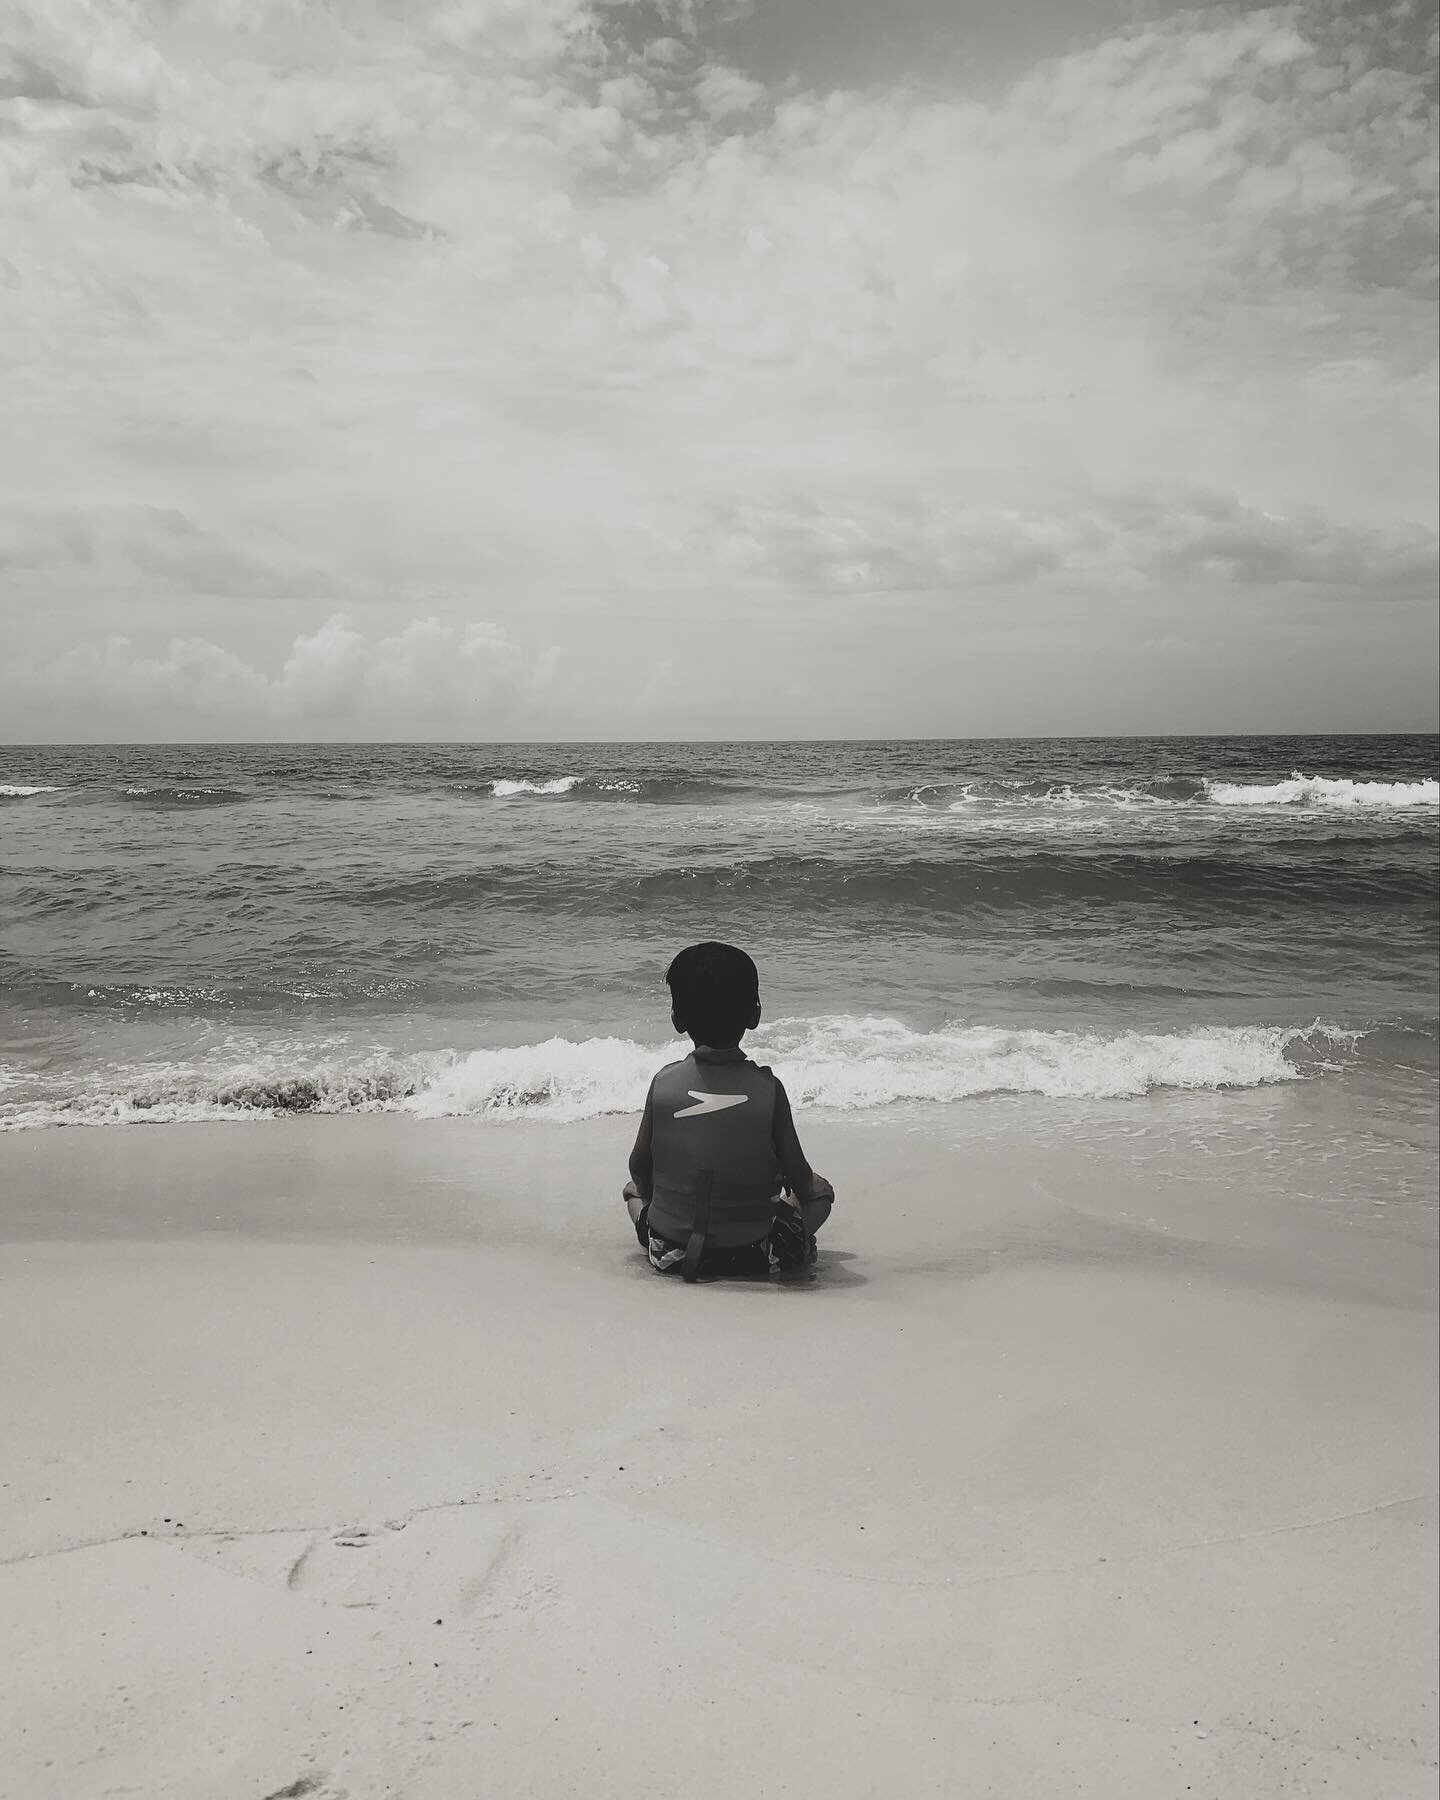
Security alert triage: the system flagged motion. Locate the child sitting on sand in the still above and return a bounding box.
[623,941,834,1282]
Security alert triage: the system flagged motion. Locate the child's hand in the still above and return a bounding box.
[809,1173,834,1204]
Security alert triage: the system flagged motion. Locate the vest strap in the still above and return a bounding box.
[681,1168,714,1283]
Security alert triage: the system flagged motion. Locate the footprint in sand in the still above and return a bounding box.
[284,1511,521,1619]
[285,1527,396,1606]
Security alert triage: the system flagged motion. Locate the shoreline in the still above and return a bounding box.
[2,1093,1434,1298]
[1,1104,1436,1797]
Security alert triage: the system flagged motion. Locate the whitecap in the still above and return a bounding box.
[490,776,583,797]
[408,1017,1355,1120]
[1207,773,1438,809]
[0,1017,1368,1131]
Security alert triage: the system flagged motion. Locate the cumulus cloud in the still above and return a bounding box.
[0,0,1435,733]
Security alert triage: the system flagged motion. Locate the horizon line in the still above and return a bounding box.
[3,729,1439,751]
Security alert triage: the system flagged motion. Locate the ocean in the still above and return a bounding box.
[1,736,1437,1175]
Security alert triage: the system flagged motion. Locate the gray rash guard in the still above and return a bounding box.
[631,1046,818,1251]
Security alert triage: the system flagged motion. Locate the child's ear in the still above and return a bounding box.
[671,1006,685,1035]
[752,1000,763,1028]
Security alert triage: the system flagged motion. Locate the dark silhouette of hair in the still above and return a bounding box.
[665,941,760,1046]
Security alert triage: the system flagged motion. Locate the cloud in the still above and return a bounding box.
[0,502,323,597]
[1127,489,1440,591]
[4,614,547,727]
[698,486,1439,595]
[274,614,532,715]
[0,0,1435,733]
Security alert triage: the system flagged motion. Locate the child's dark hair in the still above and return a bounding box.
[665,941,760,1046]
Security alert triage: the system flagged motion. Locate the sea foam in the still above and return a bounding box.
[490,776,584,797]
[877,772,1440,813]
[1,1017,1360,1129]
[120,785,251,805]
[0,784,61,797]
[410,1017,1352,1118]
[1206,774,1439,809]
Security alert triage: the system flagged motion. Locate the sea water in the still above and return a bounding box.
[1,737,1436,1178]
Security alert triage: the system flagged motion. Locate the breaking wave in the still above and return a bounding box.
[490,775,586,797]
[409,1018,1358,1119]
[1205,774,1439,809]
[0,1017,1362,1130]
[7,767,1434,812]
[877,773,1439,812]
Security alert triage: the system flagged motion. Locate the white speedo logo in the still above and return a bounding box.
[673,1091,749,1119]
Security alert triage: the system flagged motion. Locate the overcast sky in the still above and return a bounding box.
[1,0,1436,741]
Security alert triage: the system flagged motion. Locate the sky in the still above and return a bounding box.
[0,0,1436,741]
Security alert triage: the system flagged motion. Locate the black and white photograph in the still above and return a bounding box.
[1,2,1437,1796]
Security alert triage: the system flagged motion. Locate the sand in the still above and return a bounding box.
[0,1102,1436,1799]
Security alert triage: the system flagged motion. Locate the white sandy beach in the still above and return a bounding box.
[4,0,1438,1794]
[1,1104,1436,1800]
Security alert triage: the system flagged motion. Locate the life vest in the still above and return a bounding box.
[646,1049,782,1280]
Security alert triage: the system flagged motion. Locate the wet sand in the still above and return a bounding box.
[0,1106,1435,1799]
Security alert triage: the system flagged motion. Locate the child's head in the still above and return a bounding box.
[665,941,761,1047]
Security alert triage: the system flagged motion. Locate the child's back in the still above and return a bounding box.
[624,944,833,1281]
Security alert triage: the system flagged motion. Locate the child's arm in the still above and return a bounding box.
[772,1078,833,1204]
[627,1080,656,1201]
